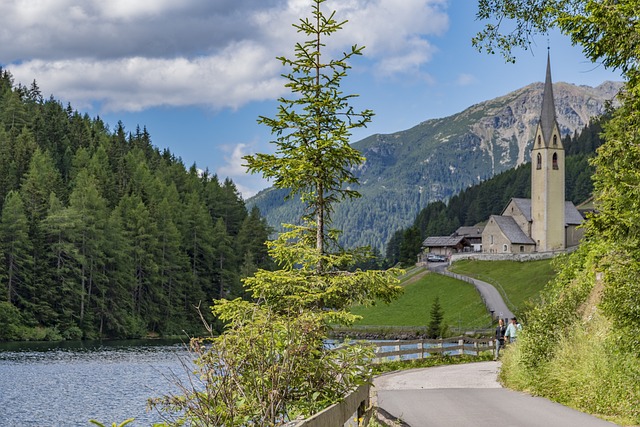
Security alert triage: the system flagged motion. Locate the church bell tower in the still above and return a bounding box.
[531,52,565,251]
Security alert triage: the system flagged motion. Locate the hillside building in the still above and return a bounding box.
[481,53,584,254]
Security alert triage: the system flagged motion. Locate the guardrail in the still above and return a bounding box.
[372,336,494,363]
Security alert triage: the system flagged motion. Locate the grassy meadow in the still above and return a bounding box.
[350,268,492,331]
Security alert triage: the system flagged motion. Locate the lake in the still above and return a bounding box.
[0,339,193,427]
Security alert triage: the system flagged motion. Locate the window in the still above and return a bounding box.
[536,153,542,170]
[490,235,494,244]
[520,245,524,252]
[552,152,558,170]
[503,244,508,252]
[538,135,541,146]
[553,135,557,146]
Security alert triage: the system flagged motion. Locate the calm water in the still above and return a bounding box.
[0,340,192,427]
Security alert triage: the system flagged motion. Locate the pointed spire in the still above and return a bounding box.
[540,51,557,145]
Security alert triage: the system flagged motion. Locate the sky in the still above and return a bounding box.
[0,0,622,199]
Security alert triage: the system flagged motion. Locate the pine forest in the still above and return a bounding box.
[0,69,273,341]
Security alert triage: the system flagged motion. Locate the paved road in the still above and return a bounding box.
[428,263,514,320]
[373,361,618,427]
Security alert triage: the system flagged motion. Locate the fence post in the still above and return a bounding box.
[458,337,464,356]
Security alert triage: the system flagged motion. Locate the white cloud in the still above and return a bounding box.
[217,142,270,199]
[1,0,451,114]
[456,73,476,86]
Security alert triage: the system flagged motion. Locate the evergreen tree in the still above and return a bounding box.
[427,296,444,339]
[66,170,109,333]
[0,191,33,307]
[114,194,160,329]
[211,217,236,299]
[243,0,373,257]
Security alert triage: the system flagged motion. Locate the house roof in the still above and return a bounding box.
[422,235,465,248]
[489,215,536,245]
[453,226,484,238]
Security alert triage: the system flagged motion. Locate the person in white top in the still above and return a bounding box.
[504,317,522,343]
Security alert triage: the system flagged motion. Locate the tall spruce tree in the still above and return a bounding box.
[243,0,373,258]
[0,191,32,307]
[152,1,402,424]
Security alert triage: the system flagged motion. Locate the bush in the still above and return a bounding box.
[500,242,640,425]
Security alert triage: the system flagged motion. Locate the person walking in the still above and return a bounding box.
[504,317,522,344]
[494,318,506,360]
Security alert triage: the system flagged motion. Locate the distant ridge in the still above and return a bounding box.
[248,81,622,252]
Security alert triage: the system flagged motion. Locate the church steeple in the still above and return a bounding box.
[531,51,565,252]
[540,51,558,146]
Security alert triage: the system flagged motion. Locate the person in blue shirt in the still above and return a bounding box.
[504,317,522,343]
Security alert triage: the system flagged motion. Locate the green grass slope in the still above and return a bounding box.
[448,259,556,313]
[350,269,492,330]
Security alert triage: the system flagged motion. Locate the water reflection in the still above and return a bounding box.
[0,340,192,426]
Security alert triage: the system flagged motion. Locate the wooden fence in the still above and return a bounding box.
[372,336,495,363]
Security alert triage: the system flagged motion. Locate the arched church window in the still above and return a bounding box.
[553,135,557,146]
[552,152,558,170]
[536,153,542,170]
[538,135,541,146]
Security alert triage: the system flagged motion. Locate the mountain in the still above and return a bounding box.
[248,81,622,252]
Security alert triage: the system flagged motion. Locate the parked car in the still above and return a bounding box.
[427,253,446,262]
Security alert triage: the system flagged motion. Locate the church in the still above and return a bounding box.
[481,54,584,254]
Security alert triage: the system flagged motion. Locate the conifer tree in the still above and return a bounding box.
[0,191,33,307]
[152,2,401,424]
[427,296,444,339]
[243,0,373,258]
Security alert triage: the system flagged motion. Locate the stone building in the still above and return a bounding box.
[481,53,584,254]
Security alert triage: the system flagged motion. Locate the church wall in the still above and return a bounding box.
[566,225,584,248]
[503,200,531,236]
[531,126,566,251]
[481,218,518,253]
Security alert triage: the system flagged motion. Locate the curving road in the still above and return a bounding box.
[373,362,618,427]
[428,262,514,321]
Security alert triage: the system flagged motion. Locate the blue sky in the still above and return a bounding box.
[0,0,621,198]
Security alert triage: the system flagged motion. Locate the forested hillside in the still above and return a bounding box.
[386,117,606,265]
[0,69,272,340]
[249,81,620,252]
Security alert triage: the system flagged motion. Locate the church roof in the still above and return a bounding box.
[565,201,584,225]
[490,215,536,245]
[503,198,532,222]
[540,52,559,145]
[501,197,583,226]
